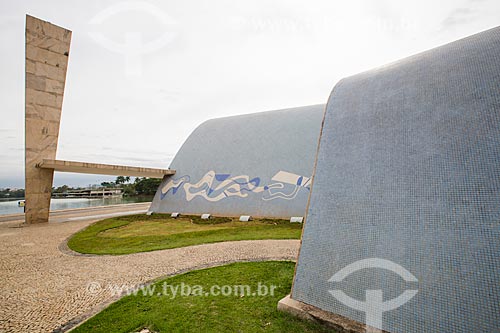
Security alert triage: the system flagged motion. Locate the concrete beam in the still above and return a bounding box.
[37,159,175,178]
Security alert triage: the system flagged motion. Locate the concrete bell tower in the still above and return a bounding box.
[24,15,71,224]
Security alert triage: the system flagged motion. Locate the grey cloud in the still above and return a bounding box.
[70,153,171,165]
[124,156,172,164]
[2,0,499,188]
[442,7,477,29]
[100,146,174,157]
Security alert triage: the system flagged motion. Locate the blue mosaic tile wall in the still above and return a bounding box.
[292,27,500,332]
[150,105,324,218]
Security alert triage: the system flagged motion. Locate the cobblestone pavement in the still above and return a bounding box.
[0,216,299,332]
[0,202,152,224]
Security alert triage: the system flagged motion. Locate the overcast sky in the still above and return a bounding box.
[1,0,499,188]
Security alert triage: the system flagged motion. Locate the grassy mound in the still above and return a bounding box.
[68,214,302,255]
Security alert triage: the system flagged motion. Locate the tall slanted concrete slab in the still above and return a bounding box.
[25,15,71,224]
[150,105,325,218]
[289,28,500,332]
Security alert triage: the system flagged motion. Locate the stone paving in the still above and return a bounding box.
[0,217,299,332]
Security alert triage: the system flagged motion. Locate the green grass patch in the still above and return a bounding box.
[71,261,332,333]
[68,214,302,255]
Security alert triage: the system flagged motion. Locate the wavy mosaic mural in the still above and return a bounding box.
[160,170,311,202]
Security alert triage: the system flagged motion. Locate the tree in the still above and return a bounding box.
[115,176,125,185]
[116,176,132,186]
[52,185,69,193]
[0,188,25,199]
[134,177,161,195]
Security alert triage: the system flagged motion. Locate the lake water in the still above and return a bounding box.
[0,196,153,215]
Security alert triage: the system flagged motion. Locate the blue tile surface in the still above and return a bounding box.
[292,27,500,332]
[150,105,324,218]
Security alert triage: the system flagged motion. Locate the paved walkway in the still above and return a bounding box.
[0,202,152,224]
[0,212,300,332]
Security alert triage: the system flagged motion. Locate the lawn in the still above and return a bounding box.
[71,261,333,333]
[67,214,302,255]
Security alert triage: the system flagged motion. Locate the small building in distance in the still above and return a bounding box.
[52,188,123,198]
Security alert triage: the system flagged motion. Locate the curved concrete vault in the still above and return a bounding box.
[150,105,325,218]
[289,26,500,333]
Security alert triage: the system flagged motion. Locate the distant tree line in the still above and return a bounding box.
[2,177,162,199]
[99,176,161,196]
[0,188,25,199]
[52,185,75,193]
